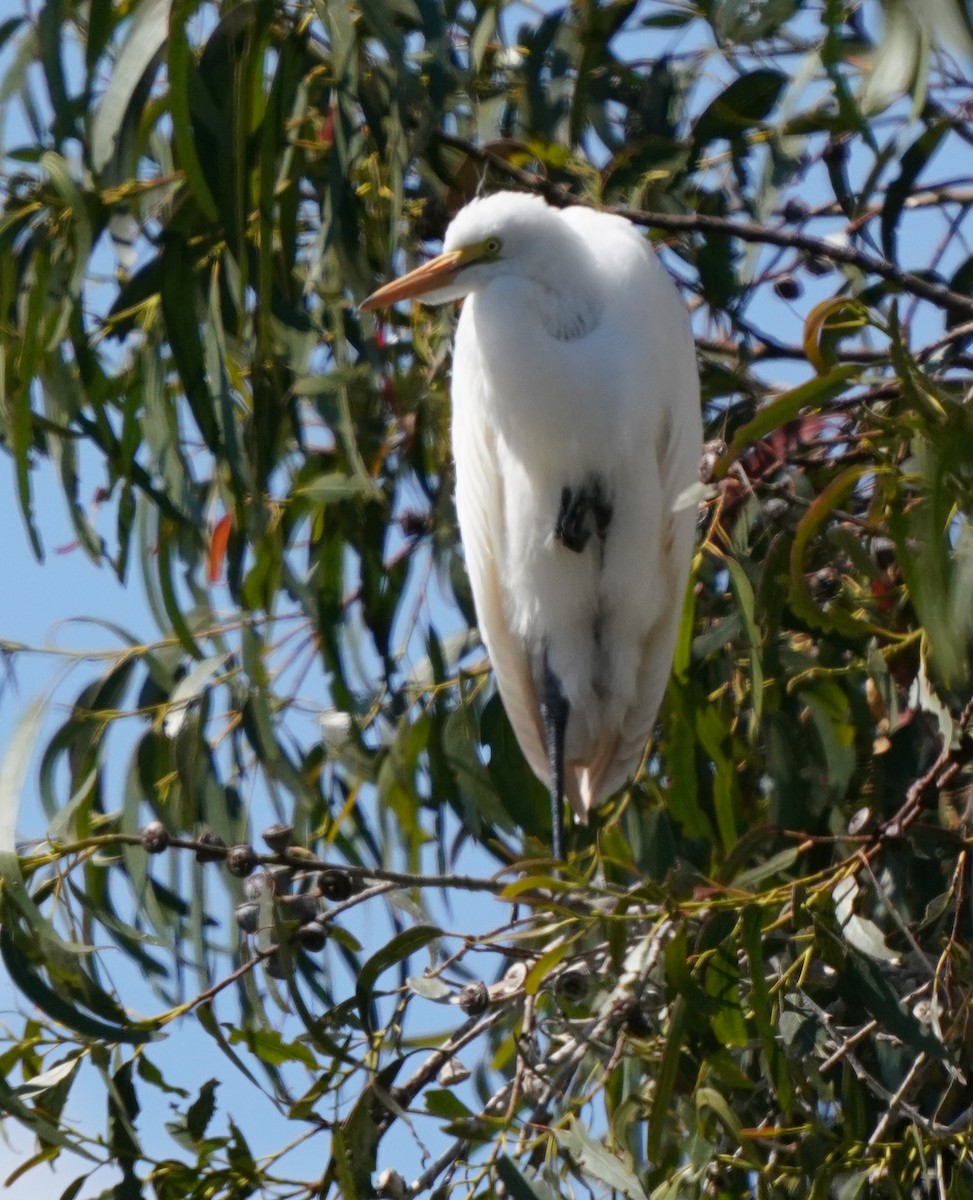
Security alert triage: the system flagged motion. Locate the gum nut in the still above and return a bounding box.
[436,1057,470,1086]
[295,921,328,952]
[235,903,259,934]
[318,869,355,901]
[141,821,169,854]
[226,844,258,877]
[458,981,489,1015]
[262,823,294,853]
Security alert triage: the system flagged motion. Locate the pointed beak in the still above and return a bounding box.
[360,248,468,311]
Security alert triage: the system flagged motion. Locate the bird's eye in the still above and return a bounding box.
[484,236,502,255]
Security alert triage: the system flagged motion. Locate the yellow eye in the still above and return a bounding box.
[484,236,502,255]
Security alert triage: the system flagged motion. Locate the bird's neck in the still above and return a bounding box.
[531,240,605,341]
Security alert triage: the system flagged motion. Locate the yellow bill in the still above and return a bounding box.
[360,247,470,310]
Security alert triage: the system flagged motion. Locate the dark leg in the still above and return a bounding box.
[555,476,613,555]
[591,484,613,545]
[541,653,569,860]
[556,486,591,553]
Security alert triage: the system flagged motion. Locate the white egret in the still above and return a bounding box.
[362,191,701,858]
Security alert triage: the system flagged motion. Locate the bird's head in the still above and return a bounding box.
[360,192,563,311]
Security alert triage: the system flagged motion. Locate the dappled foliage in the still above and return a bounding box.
[3,0,973,1196]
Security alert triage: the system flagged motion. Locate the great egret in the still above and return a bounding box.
[362,191,701,858]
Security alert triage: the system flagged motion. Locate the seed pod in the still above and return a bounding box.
[458,981,489,1015]
[375,1168,407,1200]
[244,872,273,901]
[235,902,259,934]
[295,920,328,952]
[195,830,226,863]
[262,823,293,854]
[625,1006,654,1038]
[318,869,354,901]
[226,843,258,878]
[773,274,801,300]
[141,821,169,854]
[437,1057,470,1086]
[554,964,592,1008]
[492,961,527,998]
[782,197,808,224]
[848,807,873,836]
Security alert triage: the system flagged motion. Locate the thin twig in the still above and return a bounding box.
[867,1052,927,1146]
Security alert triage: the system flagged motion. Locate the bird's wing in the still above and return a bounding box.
[451,345,551,790]
[578,508,697,811]
[579,320,702,812]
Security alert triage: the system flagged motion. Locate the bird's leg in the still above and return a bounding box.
[590,480,613,547]
[555,475,613,555]
[555,486,589,553]
[540,652,569,861]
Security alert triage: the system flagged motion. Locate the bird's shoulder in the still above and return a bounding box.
[559,205,653,257]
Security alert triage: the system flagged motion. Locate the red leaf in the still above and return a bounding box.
[209,514,231,584]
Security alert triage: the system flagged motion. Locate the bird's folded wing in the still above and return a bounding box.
[580,513,696,810]
[452,398,550,788]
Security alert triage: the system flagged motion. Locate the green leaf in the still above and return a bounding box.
[725,558,763,728]
[356,924,441,1007]
[647,995,688,1162]
[789,464,889,639]
[946,255,973,330]
[0,1070,99,1164]
[406,974,453,1001]
[705,945,748,1047]
[693,68,787,148]
[17,1055,81,1100]
[159,239,220,451]
[195,1004,263,1090]
[881,120,948,260]
[162,653,231,738]
[185,1079,218,1143]
[296,471,378,504]
[0,695,47,861]
[716,365,860,476]
[481,693,548,841]
[167,0,219,221]
[425,1089,474,1120]
[732,847,800,890]
[833,876,899,964]
[741,906,792,1111]
[556,1118,649,1200]
[0,922,159,1044]
[106,1060,141,1164]
[442,702,515,834]
[227,1027,318,1070]
[494,1156,550,1200]
[838,955,945,1059]
[91,0,172,172]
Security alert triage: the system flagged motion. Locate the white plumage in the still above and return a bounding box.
[363,191,701,856]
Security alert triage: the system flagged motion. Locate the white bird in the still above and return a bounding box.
[362,191,701,859]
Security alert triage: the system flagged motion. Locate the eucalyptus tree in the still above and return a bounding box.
[2,0,973,1196]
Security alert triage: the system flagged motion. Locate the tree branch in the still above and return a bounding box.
[432,132,973,318]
